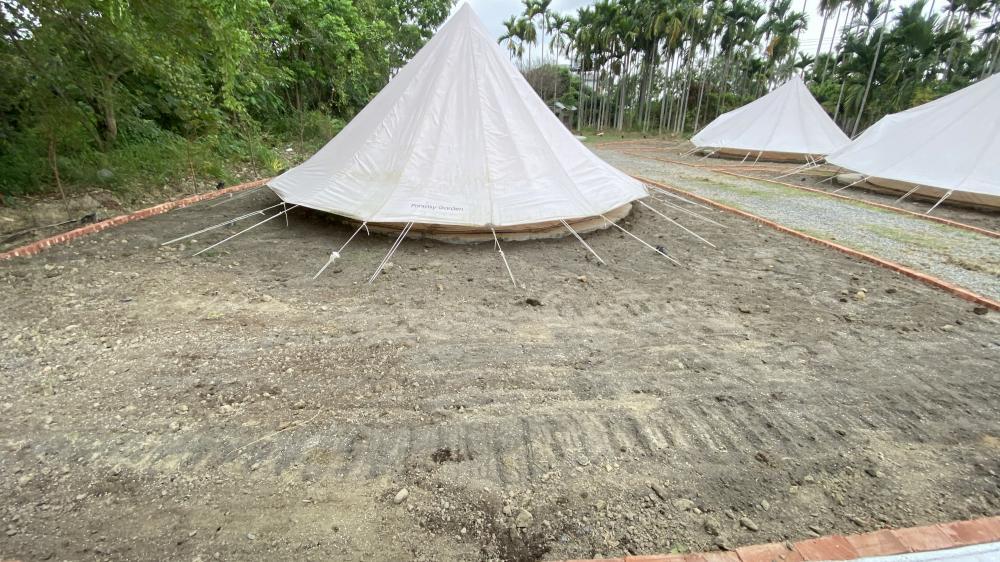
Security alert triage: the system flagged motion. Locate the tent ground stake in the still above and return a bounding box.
[193,205,298,256]
[560,219,606,265]
[638,201,716,248]
[313,221,368,280]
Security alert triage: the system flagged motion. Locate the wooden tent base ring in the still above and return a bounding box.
[702,147,819,163]
[342,203,632,244]
[837,175,1000,212]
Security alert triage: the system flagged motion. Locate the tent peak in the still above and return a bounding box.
[267,0,646,229]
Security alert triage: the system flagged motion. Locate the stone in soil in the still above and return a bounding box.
[394,488,409,504]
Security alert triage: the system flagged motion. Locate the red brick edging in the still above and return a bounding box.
[636,175,1000,312]
[567,515,1000,561]
[0,178,272,261]
[623,150,1000,239]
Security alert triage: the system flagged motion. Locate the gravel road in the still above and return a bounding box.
[597,148,1000,301]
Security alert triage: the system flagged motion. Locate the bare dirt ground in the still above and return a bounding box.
[2,168,1000,561]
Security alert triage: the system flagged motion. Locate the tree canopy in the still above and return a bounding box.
[502,0,999,135]
[0,0,453,198]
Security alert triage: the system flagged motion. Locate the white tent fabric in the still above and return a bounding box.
[691,76,850,157]
[827,73,1000,197]
[268,4,647,228]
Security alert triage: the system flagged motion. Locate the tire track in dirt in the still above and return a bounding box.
[31,374,990,485]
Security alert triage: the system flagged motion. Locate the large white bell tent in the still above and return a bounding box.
[691,75,850,163]
[268,4,648,241]
[826,72,1000,211]
[170,4,717,283]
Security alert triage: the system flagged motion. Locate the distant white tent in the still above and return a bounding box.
[691,76,850,162]
[268,4,647,238]
[827,73,1000,210]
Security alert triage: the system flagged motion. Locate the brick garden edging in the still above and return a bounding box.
[623,150,1000,239]
[566,515,1000,561]
[637,175,1000,312]
[0,178,272,261]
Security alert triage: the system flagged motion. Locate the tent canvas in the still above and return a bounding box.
[826,73,1000,206]
[267,4,647,231]
[691,75,850,159]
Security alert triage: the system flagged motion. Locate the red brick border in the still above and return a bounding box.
[622,150,1000,239]
[563,516,1000,561]
[636,175,1000,312]
[0,178,272,261]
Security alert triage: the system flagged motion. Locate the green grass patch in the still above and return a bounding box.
[863,224,951,250]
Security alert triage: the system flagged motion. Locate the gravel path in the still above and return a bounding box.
[597,148,1000,301]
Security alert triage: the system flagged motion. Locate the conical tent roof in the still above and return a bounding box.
[268,4,646,228]
[691,76,849,156]
[827,73,1000,197]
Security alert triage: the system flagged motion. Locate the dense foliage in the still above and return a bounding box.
[0,0,452,199]
[501,0,999,136]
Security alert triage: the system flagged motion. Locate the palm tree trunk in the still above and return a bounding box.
[814,9,829,74]
[661,55,674,134]
[852,0,892,137]
[819,4,843,83]
[694,39,717,132]
[715,49,735,118]
[983,8,999,78]
[616,52,629,130]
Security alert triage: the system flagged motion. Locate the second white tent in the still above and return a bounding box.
[691,76,850,162]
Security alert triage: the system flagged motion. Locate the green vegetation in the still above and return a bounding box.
[502,0,999,136]
[0,0,453,201]
[864,223,951,249]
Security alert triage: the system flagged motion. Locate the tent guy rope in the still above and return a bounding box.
[638,201,717,248]
[368,222,413,284]
[161,202,286,246]
[313,221,368,280]
[560,219,606,265]
[193,205,299,256]
[601,215,682,266]
[491,228,517,287]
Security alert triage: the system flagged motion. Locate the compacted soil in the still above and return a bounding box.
[2,177,999,561]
